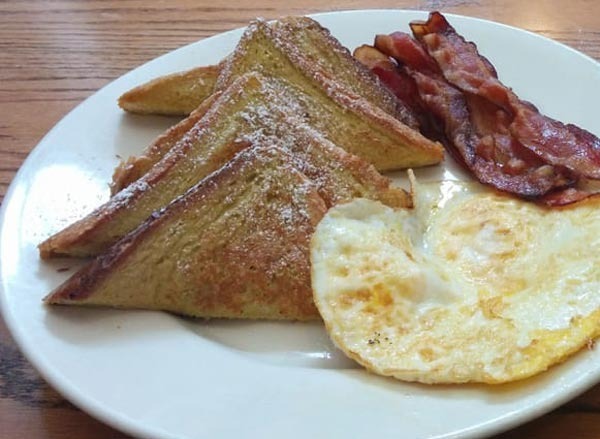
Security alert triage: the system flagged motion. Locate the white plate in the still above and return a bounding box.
[2,9,600,439]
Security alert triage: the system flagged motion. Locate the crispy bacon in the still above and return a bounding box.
[410,12,500,101]
[410,70,574,197]
[368,11,600,205]
[510,105,600,179]
[374,32,440,75]
[412,12,600,180]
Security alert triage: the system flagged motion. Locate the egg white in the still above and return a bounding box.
[310,179,600,384]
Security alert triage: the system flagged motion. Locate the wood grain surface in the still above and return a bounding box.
[1,1,599,437]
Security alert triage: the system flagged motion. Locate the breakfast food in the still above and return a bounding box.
[311,175,600,383]
[46,146,326,320]
[110,16,449,198]
[181,17,443,171]
[118,63,221,116]
[110,16,445,200]
[41,74,273,258]
[45,139,408,320]
[41,12,600,384]
[40,71,424,258]
[117,16,415,123]
[356,11,600,205]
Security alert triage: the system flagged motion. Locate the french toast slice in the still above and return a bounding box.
[40,73,410,259]
[118,63,221,116]
[216,19,442,171]
[45,146,327,320]
[40,74,295,258]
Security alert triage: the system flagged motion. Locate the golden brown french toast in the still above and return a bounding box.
[112,16,443,189]
[113,20,443,188]
[40,72,411,259]
[118,63,221,116]
[45,146,327,320]
[216,19,442,171]
[40,74,291,258]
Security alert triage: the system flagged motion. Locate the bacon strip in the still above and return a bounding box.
[510,105,600,179]
[372,32,574,199]
[410,12,501,102]
[374,32,440,75]
[411,12,600,179]
[410,69,574,197]
[366,12,600,205]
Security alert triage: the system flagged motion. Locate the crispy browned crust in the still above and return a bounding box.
[118,64,221,116]
[273,16,418,127]
[307,69,443,169]
[111,91,223,194]
[45,146,327,321]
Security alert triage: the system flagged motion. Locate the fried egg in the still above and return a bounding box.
[310,177,600,384]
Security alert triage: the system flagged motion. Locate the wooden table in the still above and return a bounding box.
[1,1,599,437]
